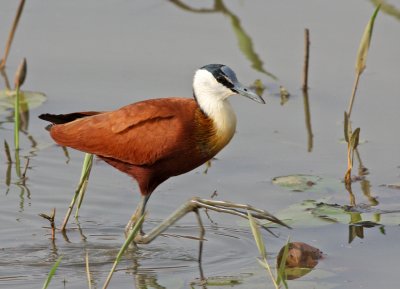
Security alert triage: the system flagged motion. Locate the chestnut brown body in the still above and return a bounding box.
[41,98,224,196]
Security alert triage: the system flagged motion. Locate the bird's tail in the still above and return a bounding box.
[39,111,101,130]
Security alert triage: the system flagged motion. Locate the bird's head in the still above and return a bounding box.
[193,64,265,104]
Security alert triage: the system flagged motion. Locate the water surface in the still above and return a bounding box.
[1,1,400,288]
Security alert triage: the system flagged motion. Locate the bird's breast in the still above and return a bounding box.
[193,103,236,158]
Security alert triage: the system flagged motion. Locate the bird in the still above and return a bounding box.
[40,64,285,243]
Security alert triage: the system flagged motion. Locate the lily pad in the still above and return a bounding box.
[272,174,341,193]
[311,203,351,224]
[0,89,46,115]
[274,200,400,228]
[273,200,325,228]
[190,275,244,287]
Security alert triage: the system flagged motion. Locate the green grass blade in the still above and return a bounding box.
[257,258,270,270]
[102,215,145,289]
[248,211,281,288]
[348,5,380,117]
[61,155,93,231]
[355,5,380,74]
[276,238,290,289]
[42,256,62,289]
[247,211,266,258]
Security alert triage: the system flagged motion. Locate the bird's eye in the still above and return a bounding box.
[216,75,234,89]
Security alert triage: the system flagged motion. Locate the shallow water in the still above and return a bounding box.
[1,0,400,288]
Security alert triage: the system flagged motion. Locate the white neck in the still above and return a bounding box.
[193,69,237,145]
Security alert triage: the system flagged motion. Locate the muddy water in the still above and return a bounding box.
[1,1,400,288]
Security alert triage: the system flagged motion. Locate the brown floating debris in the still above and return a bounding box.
[277,241,323,280]
[279,85,290,105]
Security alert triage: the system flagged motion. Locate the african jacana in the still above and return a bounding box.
[40,64,287,243]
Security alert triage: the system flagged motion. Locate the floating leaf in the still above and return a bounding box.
[275,200,400,228]
[311,203,351,224]
[284,267,313,281]
[0,90,46,115]
[194,275,242,286]
[272,175,320,192]
[274,200,324,228]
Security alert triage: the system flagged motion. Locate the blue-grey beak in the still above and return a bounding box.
[233,82,265,104]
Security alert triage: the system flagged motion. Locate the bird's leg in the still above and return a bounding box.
[133,197,289,244]
[194,209,206,282]
[133,200,197,244]
[194,209,205,263]
[125,194,151,236]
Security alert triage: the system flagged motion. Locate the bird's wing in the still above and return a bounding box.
[50,98,197,166]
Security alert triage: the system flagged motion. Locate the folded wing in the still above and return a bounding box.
[47,98,197,166]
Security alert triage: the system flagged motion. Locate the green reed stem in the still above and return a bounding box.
[14,149,21,178]
[248,211,280,289]
[75,153,94,218]
[102,215,144,289]
[86,251,92,289]
[60,158,93,231]
[14,86,20,150]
